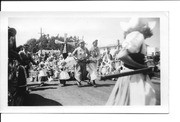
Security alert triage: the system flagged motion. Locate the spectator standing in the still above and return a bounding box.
[19,44,37,78]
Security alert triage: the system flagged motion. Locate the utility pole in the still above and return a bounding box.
[38,28,44,55]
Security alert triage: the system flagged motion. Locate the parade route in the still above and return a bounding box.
[24,78,160,106]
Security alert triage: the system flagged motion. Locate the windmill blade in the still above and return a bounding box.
[67,41,76,46]
[55,39,64,44]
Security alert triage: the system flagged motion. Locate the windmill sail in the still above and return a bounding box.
[55,39,64,44]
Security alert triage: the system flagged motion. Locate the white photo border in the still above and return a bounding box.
[0,11,168,113]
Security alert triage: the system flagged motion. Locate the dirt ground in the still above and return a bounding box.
[23,77,160,106]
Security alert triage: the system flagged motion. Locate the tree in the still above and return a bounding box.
[25,38,38,52]
[24,33,81,53]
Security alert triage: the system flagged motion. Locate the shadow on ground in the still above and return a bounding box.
[23,93,62,106]
[79,83,115,88]
[96,83,115,87]
[29,86,57,91]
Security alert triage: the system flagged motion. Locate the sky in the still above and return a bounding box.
[8,17,160,49]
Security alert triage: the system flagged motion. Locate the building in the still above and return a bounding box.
[146,44,160,57]
[99,40,122,56]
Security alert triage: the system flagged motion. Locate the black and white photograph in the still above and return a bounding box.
[0,11,168,113]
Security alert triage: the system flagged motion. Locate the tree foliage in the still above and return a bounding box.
[24,34,81,53]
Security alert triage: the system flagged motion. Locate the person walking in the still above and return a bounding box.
[87,40,100,87]
[106,18,157,105]
[72,40,90,87]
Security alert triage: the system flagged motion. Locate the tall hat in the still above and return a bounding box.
[120,18,157,39]
[8,27,17,37]
[92,39,98,44]
[78,40,85,44]
[120,18,156,32]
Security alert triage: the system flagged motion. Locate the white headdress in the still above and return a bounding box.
[120,18,156,32]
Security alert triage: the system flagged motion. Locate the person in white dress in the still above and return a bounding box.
[106,18,157,105]
[38,62,48,86]
[59,61,70,87]
[87,40,100,87]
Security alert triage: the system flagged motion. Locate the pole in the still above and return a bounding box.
[40,28,42,54]
[100,67,153,80]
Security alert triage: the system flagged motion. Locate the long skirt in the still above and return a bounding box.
[86,62,98,81]
[59,71,70,80]
[74,61,88,81]
[39,76,48,83]
[106,68,156,105]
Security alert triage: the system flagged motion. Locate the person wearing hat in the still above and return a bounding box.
[86,39,100,87]
[106,18,157,105]
[72,40,90,87]
[19,44,37,78]
[8,27,23,63]
[8,27,28,105]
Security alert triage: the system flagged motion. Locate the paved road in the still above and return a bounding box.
[24,78,160,106]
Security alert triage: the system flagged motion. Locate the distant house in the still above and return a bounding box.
[99,40,122,56]
[99,42,160,58]
[146,44,160,56]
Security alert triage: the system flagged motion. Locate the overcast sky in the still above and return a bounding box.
[8,17,160,49]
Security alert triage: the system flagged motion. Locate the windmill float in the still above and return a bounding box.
[55,33,81,59]
[55,33,77,48]
[55,33,79,69]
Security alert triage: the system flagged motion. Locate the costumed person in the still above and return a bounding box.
[99,62,108,76]
[72,40,90,87]
[46,56,54,82]
[106,18,157,105]
[8,27,27,105]
[64,52,77,80]
[38,62,48,86]
[8,27,23,63]
[59,61,70,87]
[30,65,38,82]
[102,48,113,74]
[19,44,37,78]
[113,44,123,73]
[87,39,100,87]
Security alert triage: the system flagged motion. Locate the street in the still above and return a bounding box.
[23,77,160,106]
